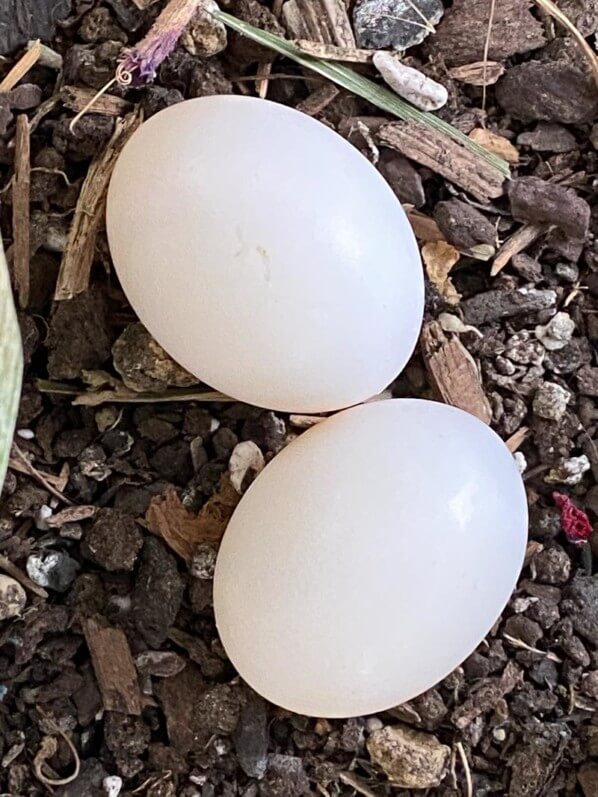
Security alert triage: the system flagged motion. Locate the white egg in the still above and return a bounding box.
[214,399,528,717]
[106,96,423,413]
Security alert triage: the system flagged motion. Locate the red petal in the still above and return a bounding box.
[552,492,593,545]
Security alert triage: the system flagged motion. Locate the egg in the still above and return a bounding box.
[106,96,424,413]
[214,399,528,717]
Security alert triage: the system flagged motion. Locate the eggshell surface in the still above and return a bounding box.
[106,96,424,412]
[214,399,528,717]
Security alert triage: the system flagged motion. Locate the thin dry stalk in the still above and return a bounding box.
[55,111,141,300]
[456,743,473,797]
[0,40,41,92]
[481,0,497,114]
[12,115,31,308]
[62,85,132,116]
[257,0,284,98]
[294,40,373,62]
[533,0,598,87]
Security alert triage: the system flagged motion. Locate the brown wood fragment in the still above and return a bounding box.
[378,121,507,203]
[448,61,505,86]
[283,0,356,47]
[45,505,98,527]
[155,664,206,754]
[506,427,530,453]
[54,111,141,301]
[491,223,546,276]
[294,40,373,62]
[83,616,142,715]
[0,40,41,92]
[12,115,30,307]
[60,86,132,117]
[421,321,492,424]
[296,83,340,115]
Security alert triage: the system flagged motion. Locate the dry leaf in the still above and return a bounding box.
[195,475,240,543]
[422,241,461,304]
[45,505,97,527]
[469,128,520,164]
[406,208,445,243]
[147,481,239,562]
[448,61,505,86]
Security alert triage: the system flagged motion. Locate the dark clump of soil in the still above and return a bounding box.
[0,0,597,794]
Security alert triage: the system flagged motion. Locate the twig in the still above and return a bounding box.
[83,616,142,714]
[0,40,42,92]
[257,0,283,98]
[0,553,48,598]
[505,426,529,453]
[503,633,562,662]
[37,379,234,406]
[456,742,473,797]
[55,110,141,300]
[9,444,74,506]
[533,0,598,87]
[12,115,31,308]
[481,0,496,115]
[338,772,377,797]
[491,223,546,276]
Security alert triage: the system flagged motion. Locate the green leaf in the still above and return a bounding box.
[0,238,23,493]
[212,10,511,179]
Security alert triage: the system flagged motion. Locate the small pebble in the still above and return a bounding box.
[373,52,448,111]
[555,263,579,283]
[546,455,590,486]
[535,312,575,351]
[514,452,527,474]
[16,428,34,440]
[103,776,123,797]
[229,441,265,493]
[26,551,80,592]
[190,543,217,580]
[354,0,444,49]
[34,504,53,531]
[493,728,507,742]
[0,575,27,620]
[533,382,571,422]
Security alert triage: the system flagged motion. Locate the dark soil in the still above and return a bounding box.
[1,0,597,795]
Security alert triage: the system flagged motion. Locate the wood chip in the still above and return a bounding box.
[12,115,30,308]
[448,61,505,86]
[296,83,340,115]
[469,128,519,164]
[83,616,142,715]
[54,111,141,301]
[60,86,132,117]
[45,505,98,527]
[421,321,492,424]
[282,0,356,46]
[294,40,372,61]
[0,39,41,92]
[421,241,461,304]
[378,121,507,202]
[506,426,530,453]
[146,486,225,562]
[491,222,546,276]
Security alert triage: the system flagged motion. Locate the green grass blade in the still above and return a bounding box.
[0,238,23,493]
[213,10,511,179]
